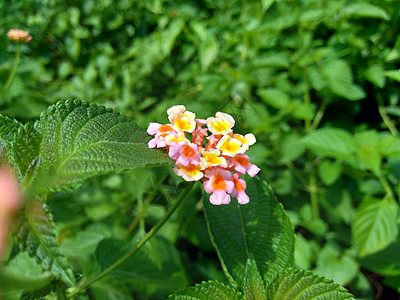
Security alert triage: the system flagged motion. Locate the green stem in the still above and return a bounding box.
[310,99,328,131]
[378,97,398,136]
[67,182,194,298]
[122,193,155,241]
[378,174,396,202]
[3,42,21,96]
[309,172,320,219]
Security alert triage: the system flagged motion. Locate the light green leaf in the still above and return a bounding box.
[28,99,170,192]
[322,60,365,101]
[14,200,75,286]
[168,280,242,300]
[318,160,342,186]
[261,0,275,13]
[352,197,399,257]
[314,242,359,285]
[257,88,289,109]
[243,258,267,300]
[385,70,400,82]
[379,135,400,157]
[355,130,381,175]
[203,176,295,287]
[365,64,386,88]
[199,37,219,70]
[266,269,355,299]
[279,132,305,164]
[0,252,54,297]
[302,128,356,159]
[344,3,390,20]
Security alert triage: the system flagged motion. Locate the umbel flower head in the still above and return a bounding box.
[7,29,32,43]
[147,105,260,205]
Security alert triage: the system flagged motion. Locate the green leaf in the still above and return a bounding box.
[203,176,295,287]
[385,70,400,82]
[379,135,400,157]
[10,124,41,182]
[344,3,390,20]
[13,200,75,286]
[352,197,399,257]
[266,269,355,299]
[365,64,386,88]
[0,252,54,297]
[28,99,170,192]
[257,88,290,109]
[302,128,356,159]
[243,258,267,300]
[168,280,242,300]
[322,60,365,101]
[359,240,400,276]
[0,114,22,153]
[318,160,342,186]
[314,242,359,285]
[355,130,381,174]
[96,236,187,288]
[261,0,275,13]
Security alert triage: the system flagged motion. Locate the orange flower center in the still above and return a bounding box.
[236,156,249,166]
[212,173,226,190]
[234,178,244,192]
[182,145,195,158]
[159,125,173,132]
[182,164,198,175]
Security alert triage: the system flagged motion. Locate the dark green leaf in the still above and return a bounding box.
[203,176,295,287]
[243,258,267,300]
[168,280,242,300]
[13,200,75,286]
[29,99,170,192]
[266,269,355,299]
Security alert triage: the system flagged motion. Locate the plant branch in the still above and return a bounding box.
[2,42,21,98]
[378,97,398,136]
[378,174,396,202]
[67,182,194,298]
[310,99,328,132]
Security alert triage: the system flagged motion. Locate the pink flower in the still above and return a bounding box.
[203,168,234,205]
[147,123,174,148]
[168,141,200,166]
[230,154,260,177]
[231,173,249,204]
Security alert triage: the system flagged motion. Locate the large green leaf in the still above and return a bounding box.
[203,176,295,287]
[302,128,356,159]
[266,269,355,299]
[0,114,22,151]
[322,60,365,101]
[0,252,54,300]
[22,99,170,192]
[13,200,75,286]
[168,280,242,300]
[352,197,399,257]
[243,258,267,300]
[0,114,23,167]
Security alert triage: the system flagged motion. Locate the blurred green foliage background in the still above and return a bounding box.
[1,0,400,299]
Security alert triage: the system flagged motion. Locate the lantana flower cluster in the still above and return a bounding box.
[147,105,260,205]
